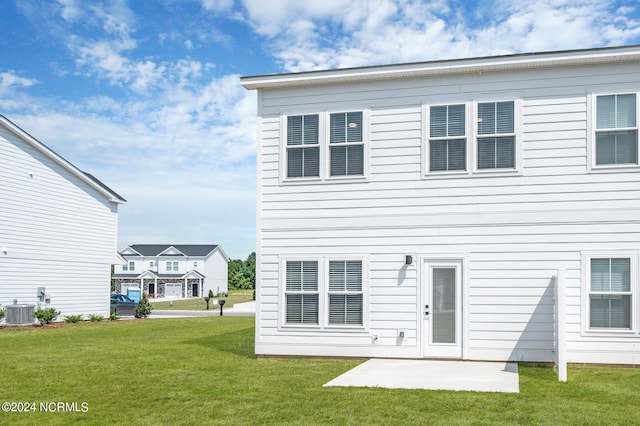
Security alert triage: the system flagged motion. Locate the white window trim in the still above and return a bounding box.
[472,99,522,175]
[423,102,471,176]
[587,91,640,173]
[325,110,370,182]
[278,255,369,331]
[280,109,370,184]
[422,99,523,179]
[580,251,638,336]
[324,256,368,330]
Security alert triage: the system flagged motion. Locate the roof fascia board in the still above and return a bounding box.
[0,116,126,204]
[240,45,640,90]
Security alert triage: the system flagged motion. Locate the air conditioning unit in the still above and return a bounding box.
[5,304,35,326]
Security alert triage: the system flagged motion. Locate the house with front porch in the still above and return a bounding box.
[113,244,228,299]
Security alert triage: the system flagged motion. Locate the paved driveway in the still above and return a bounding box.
[150,301,255,318]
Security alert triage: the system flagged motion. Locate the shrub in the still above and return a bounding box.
[89,314,103,322]
[208,289,215,298]
[33,306,60,325]
[0,308,5,321]
[109,313,119,321]
[63,314,83,323]
[135,293,153,319]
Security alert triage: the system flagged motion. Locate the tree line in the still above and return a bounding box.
[228,252,255,290]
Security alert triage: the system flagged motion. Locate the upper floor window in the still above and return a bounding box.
[287,114,319,178]
[166,261,179,272]
[123,261,135,271]
[595,94,637,166]
[330,112,364,176]
[429,104,466,172]
[149,261,154,268]
[193,261,198,268]
[477,101,515,169]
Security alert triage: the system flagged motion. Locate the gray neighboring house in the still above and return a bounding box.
[113,244,229,299]
[0,115,125,321]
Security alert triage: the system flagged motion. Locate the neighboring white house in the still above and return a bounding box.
[0,115,125,321]
[241,45,640,365]
[113,244,229,299]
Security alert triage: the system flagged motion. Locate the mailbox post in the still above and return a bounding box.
[204,296,210,310]
[219,299,226,316]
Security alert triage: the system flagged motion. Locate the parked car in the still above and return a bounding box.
[110,294,137,316]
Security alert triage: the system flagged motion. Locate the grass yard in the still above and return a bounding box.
[149,290,253,310]
[1,318,640,425]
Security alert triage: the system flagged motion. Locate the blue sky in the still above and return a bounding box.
[1,0,639,259]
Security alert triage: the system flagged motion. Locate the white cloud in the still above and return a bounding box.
[200,0,235,13]
[241,0,640,72]
[0,72,37,95]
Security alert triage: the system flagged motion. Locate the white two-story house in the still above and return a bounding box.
[241,45,640,365]
[0,115,125,321]
[113,244,228,299]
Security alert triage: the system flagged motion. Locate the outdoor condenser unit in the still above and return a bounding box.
[5,304,35,326]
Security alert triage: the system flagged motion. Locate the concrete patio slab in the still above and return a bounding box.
[324,359,519,393]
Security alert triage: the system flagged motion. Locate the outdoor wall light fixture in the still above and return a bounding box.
[1,247,7,255]
[405,255,413,265]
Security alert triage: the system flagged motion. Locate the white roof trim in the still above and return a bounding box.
[241,45,640,90]
[0,116,125,204]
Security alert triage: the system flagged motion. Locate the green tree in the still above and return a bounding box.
[228,252,256,290]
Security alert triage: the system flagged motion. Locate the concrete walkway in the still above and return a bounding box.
[324,359,519,393]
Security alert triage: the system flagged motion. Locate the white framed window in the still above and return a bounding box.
[328,260,363,325]
[428,104,466,172]
[280,256,367,329]
[149,261,154,268]
[329,111,364,177]
[284,260,319,325]
[589,258,632,329]
[193,261,198,268]
[476,101,516,170]
[124,261,135,271]
[166,261,179,272]
[582,252,637,334]
[594,93,638,167]
[286,114,320,178]
[282,110,368,182]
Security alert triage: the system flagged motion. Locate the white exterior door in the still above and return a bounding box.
[422,259,463,358]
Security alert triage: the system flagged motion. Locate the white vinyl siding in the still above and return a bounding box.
[429,105,466,172]
[595,94,637,166]
[330,112,364,176]
[0,123,119,320]
[252,49,640,364]
[287,114,320,178]
[477,101,515,169]
[589,258,632,329]
[328,260,363,325]
[285,261,319,324]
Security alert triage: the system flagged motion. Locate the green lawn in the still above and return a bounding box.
[149,290,253,310]
[1,318,639,425]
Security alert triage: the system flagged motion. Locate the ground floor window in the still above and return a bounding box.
[589,258,632,329]
[285,261,319,324]
[282,257,366,328]
[328,260,363,325]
